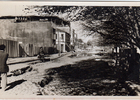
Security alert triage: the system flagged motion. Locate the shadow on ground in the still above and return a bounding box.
[6,79,26,91]
[43,59,137,96]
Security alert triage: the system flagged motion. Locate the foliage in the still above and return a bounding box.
[24,6,86,21]
[81,7,140,48]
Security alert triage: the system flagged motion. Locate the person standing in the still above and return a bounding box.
[0,44,9,91]
[38,47,45,62]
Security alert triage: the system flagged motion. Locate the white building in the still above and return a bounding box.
[55,28,71,53]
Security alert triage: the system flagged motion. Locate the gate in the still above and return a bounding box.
[0,39,19,57]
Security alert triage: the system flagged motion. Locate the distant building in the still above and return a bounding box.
[55,28,71,53]
[70,29,77,50]
[0,16,71,57]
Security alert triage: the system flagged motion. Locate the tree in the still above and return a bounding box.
[23,6,86,21]
[81,7,140,82]
[81,7,140,50]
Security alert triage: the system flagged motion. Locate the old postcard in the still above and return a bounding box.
[0,1,140,100]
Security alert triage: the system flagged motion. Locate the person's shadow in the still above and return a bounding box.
[5,79,26,91]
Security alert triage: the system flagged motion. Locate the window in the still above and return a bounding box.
[53,29,56,34]
[61,34,64,40]
[56,34,57,39]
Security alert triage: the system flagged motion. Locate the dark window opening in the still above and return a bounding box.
[61,34,64,40]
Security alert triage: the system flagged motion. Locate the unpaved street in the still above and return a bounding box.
[0,53,95,96]
[1,52,140,97]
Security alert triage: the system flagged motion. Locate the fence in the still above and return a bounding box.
[0,39,57,57]
[0,39,19,57]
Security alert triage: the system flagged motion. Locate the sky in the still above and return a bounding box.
[1,1,140,16]
[0,4,25,16]
[71,22,93,43]
[1,1,140,17]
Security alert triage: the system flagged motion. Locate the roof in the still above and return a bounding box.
[0,15,70,26]
[55,28,70,35]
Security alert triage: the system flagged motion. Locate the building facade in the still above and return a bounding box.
[0,16,71,57]
[55,28,71,53]
[70,29,77,50]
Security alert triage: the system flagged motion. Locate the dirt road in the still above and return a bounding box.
[0,53,94,97]
[0,52,140,97]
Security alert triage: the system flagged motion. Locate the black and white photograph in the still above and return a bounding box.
[0,1,140,98]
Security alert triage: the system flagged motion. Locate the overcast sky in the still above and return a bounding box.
[0,1,140,16]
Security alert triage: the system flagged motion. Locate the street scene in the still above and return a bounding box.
[0,3,140,97]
